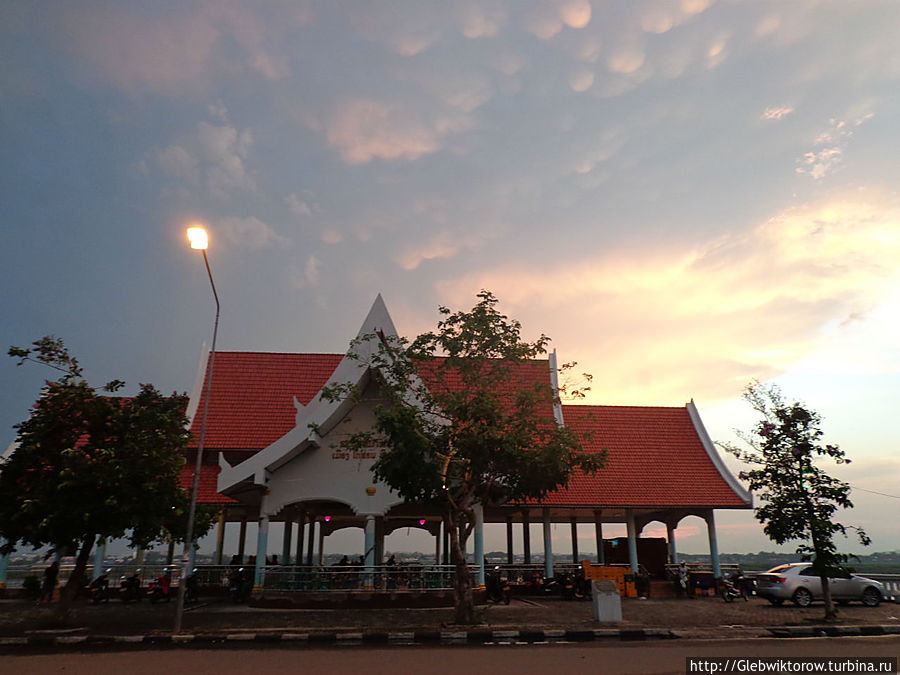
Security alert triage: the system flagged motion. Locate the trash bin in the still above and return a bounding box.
[592,579,622,623]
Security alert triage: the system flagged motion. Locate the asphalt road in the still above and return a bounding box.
[5,636,899,674]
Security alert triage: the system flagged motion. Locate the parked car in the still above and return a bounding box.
[754,563,885,607]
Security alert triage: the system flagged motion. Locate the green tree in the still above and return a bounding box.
[1,337,197,619]
[720,382,869,622]
[324,292,602,624]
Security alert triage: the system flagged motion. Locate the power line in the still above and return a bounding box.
[850,485,900,500]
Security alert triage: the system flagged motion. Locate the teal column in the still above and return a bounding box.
[0,539,9,589]
[705,510,721,577]
[281,520,293,566]
[473,504,485,586]
[542,508,554,579]
[666,521,678,564]
[254,501,269,588]
[93,538,107,580]
[626,509,638,574]
[363,515,375,589]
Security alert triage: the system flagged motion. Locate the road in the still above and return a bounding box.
[5,636,899,674]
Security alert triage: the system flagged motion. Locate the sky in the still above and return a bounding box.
[2,0,898,558]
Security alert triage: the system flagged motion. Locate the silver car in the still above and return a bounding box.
[755,563,885,607]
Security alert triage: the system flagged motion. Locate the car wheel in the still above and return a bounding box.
[768,598,784,606]
[861,587,881,607]
[792,588,813,607]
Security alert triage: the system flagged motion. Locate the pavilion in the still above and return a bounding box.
[183,296,752,587]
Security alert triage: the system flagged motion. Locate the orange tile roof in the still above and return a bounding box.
[546,405,748,508]
[180,464,236,505]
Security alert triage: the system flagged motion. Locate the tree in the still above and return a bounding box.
[323,292,602,624]
[720,382,869,622]
[1,337,198,620]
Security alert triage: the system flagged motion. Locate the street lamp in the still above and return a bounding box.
[174,225,219,634]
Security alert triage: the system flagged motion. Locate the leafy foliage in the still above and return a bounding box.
[323,291,603,622]
[720,382,869,620]
[1,337,201,617]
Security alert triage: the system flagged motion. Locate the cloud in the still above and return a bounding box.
[569,68,595,92]
[396,229,496,270]
[762,106,794,120]
[286,192,317,217]
[323,99,469,164]
[291,255,322,290]
[608,49,646,75]
[456,2,507,39]
[435,197,900,405]
[559,1,592,29]
[796,114,873,180]
[217,216,288,249]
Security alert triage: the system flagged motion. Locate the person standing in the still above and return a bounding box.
[40,559,59,603]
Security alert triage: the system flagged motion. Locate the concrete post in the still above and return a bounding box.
[594,510,605,565]
[295,511,305,565]
[435,520,442,565]
[705,510,721,578]
[626,509,639,574]
[93,537,107,580]
[317,526,325,566]
[305,516,316,566]
[542,508,554,579]
[0,539,9,589]
[522,510,532,564]
[237,519,247,561]
[254,497,269,588]
[281,519,293,566]
[364,515,376,589]
[506,517,514,565]
[571,517,579,563]
[474,504,485,587]
[666,521,678,564]
[214,510,226,565]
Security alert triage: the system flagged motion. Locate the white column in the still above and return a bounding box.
[281,519,293,566]
[474,504,485,586]
[317,526,325,566]
[93,537,107,580]
[705,510,721,578]
[363,515,376,589]
[626,509,639,574]
[254,495,269,588]
[666,521,678,564]
[542,508,554,579]
[594,511,605,565]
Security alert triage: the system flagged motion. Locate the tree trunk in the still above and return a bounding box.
[820,575,837,622]
[56,535,95,623]
[447,507,475,624]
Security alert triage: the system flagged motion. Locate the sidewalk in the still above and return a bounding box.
[2,595,899,648]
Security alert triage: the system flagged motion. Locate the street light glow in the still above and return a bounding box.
[187,226,208,250]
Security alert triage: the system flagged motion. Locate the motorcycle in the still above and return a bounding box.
[485,566,511,605]
[721,575,748,603]
[89,569,111,604]
[147,573,171,603]
[227,567,250,603]
[119,570,143,603]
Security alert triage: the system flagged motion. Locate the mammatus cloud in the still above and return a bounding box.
[155,121,255,198]
[323,99,469,164]
[436,197,900,405]
[217,216,288,249]
[762,106,794,120]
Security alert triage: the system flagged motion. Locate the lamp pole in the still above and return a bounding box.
[175,227,219,634]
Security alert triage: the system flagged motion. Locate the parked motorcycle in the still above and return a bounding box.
[147,573,171,603]
[721,574,748,603]
[119,570,143,603]
[485,566,511,605]
[227,567,249,603]
[89,569,111,604]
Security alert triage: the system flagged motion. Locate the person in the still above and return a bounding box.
[337,555,349,566]
[40,559,59,603]
[677,561,691,598]
[229,554,241,567]
[386,554,396,566]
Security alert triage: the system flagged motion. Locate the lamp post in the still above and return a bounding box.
[174,226,219,634]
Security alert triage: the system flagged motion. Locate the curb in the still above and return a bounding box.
[767,625,900,639]
[0,628,678,649]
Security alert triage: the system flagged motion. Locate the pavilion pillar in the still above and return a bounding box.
[214,510,226,565]
[570,517,579,563]
[443,523,450,565]
[506,516,514,565]
[317,526,325,565]
[374,516,385,565]
[281,519,293,566]
[0,542,7,589]
[626,509,639,574]
[666,521,678,564]
[433,524,439,565]
[363,515,376,589]
[705,510,721,577]
[237,519,247,562]
[254,497,270,588]
[542,508,554,579]
[522,510,532,564]
[594,510,605,565]
[93,537,107,580]
[295,511,306,565]
[305,516,316,566]
[474,504,485,587]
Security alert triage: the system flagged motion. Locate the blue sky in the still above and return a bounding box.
[2,1,898,556]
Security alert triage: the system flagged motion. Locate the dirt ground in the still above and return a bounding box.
[2,594,898,638]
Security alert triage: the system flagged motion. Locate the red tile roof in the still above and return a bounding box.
[188,352,343,450]
[546,405,748,508]
[180,464,236,505]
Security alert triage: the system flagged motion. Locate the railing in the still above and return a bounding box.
[259,564,461,592]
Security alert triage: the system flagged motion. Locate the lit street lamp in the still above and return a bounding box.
[174,226,219,634]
